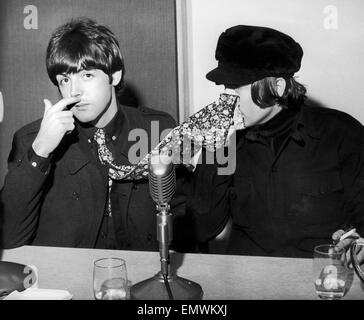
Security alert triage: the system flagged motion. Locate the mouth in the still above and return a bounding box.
[74,103,88,110]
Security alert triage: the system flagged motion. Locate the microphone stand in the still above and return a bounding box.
[129,203,203,300]
[156,203,172,277]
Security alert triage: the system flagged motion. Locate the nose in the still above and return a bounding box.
[70,77,83,98]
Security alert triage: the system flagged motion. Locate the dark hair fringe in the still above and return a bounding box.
[46,17,125,94]
[251,76,307,109]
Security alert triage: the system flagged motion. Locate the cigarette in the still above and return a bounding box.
[339,228,357,241]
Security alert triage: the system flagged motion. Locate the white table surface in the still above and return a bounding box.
[1,245,364,300]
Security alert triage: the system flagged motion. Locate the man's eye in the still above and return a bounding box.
[83,73,94,79]
[59,78,69,85]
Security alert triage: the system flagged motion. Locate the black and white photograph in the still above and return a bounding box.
[0,0,363,311]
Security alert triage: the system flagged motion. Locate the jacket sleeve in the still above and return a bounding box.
[340,122,364,236]
[0,130,51,248]
[185,149,233,243]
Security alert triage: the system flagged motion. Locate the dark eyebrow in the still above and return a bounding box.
[56,69,96,78]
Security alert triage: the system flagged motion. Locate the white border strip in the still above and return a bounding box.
[175,0,193,122]
[0,91,4,123]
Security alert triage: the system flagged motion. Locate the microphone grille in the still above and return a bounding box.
[149,154,176,205]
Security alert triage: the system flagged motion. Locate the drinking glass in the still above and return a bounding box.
[93,258,129,300]
[313,244,349,300]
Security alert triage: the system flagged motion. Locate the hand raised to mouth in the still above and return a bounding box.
[32,96,81,158]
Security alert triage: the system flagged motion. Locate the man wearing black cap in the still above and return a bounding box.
[188,25,364,258]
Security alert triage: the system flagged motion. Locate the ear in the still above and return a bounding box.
[111,70,122,86]
[276,77,286,97]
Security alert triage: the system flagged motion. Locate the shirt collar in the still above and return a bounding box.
[76,102,127,144]
[101,103,125,143]
[243,103,322,144]
[245,107,298,142]
[252,107,298,136]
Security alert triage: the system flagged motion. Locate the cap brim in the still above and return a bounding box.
[206,65,269,87]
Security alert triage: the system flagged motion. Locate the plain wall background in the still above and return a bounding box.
[184,0,364,123]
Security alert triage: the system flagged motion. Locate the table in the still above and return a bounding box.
[1,245,364,300]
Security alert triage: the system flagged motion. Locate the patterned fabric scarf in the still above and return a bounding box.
[94,93,242,180]
[94,128,145,180]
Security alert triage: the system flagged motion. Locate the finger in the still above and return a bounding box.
[349,231,360,241]
[339,232,361,249]
[336,237,355,251]
[333,229,360,244]
[46,111,74,125]
[43,99,53,115]
[332,229,345,242]
[59,118,75,125]
[65,122,75,129]
[55,110,74,118]
[48,96,81,113]
[64,123,75,133]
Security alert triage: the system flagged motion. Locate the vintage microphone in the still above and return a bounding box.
[129,152,203,300]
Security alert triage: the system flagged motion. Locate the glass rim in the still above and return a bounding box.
[94,257,126,268]
[313,244,344,255]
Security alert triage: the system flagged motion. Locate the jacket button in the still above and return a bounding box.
[72,191,80,200]
[147,233,153,241]
[271,166,277,172]
[230,192,237,200]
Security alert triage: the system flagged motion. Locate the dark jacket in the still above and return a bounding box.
[0,104,191,251]
[188,104,364,258]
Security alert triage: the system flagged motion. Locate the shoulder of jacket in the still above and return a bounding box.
[14,119,42,139]
[304,104,363,129]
